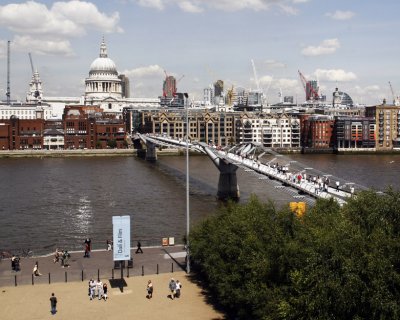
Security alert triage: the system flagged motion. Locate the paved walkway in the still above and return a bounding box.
[0,246,187,287]
[0,246,225,320]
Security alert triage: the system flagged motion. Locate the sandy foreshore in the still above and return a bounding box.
[0,271,225,320]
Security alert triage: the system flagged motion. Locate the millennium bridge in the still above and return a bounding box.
[136,134,369,207]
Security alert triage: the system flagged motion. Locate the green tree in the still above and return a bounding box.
[190,196,300,319]
[107,139,117,149]
[190,190,400,320]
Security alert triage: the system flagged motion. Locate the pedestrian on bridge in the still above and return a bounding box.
[336,181,340,192]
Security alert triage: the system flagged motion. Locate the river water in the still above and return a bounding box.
[0,153,399,255]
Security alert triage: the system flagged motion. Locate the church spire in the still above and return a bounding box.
[100,36,107,58]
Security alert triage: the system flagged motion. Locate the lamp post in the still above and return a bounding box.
[184,92,190,273]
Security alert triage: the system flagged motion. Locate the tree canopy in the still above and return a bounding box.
[189,190,400,320]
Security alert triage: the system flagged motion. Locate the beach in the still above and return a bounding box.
[0,271,224,320]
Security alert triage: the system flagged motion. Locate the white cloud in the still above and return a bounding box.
[258,75,273,87]
[353,85,380,94]
[210,0,269,12]
[301,38,340,56]
[0,40,6,59]
[52,1,123,33]
[272,78,299,90]
[314,69,357,82]
[264,59,287,69]
[326,10,355,20]
[278,4,298,15]
[177,1,204,13]
[12,35,75,56]
[352,85,383,105]
[136,0,302,13]
[122,64,165,78]
[137,0,165,10]
[0,1,122,37]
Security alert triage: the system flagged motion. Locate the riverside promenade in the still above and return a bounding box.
[0,246,225,319]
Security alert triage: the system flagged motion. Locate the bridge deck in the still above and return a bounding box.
[221,151,349,206]
[138,135,353,206]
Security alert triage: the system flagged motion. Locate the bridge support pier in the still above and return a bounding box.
[217,161,240,201]
[200,144,240,201]
[145,142,157,161]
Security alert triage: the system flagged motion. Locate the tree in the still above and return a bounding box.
[190,190,400,320]
[190,196,300,319]
[107,139,117,149]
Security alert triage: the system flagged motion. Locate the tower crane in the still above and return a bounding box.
[28,52,40,99]
[388,81,400,106]
[175,74,184,96]
[6,40,10,104]
[251,59,261,91]
[298,69,319,102]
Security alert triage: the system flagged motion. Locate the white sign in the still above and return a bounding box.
[112,215,131,261]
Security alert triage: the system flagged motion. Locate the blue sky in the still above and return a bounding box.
[0,0,399,105]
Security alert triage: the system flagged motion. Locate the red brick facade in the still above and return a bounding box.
[0,106,127,150]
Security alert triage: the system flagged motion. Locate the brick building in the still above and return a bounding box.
[0,105,127,150]
[300,115,335,151]
[0,116,44,150]
[374,102,400,150]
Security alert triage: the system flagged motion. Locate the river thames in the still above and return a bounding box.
[0,153,399,255]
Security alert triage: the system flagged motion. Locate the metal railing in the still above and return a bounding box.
[6,261,184,287]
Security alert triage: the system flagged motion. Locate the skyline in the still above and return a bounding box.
[0,0,399,105]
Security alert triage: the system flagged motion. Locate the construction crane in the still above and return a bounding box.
[28,52,40,99]
[251,59,261,91]
[6,40,10,104]
[298,69,319,102]
[388,81,400,106]
[175,74,184,96]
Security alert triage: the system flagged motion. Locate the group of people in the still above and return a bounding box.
[53,248,71,267]
[50,277,184,314]
[146,278,183,300]
[168,278,182,300]
[88,278,108,301]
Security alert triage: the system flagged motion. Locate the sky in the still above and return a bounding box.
[0,0,399,105]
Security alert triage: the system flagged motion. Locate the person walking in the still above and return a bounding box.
[135,241,143,254]
[33,261,42,276]
[169,278,176,300]
[103,283,108,301]
[97,280,103,300]
[50,293,57,315]
[147,280,153,299]
[89,279,96,300]
[84,238,91,258]
[11,255,16,271]
[175,280,182,298]
[106,239,112,251]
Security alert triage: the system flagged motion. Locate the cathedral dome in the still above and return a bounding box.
[85,38,122,100]
[88,38,118,76]
[90,57,117,73]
